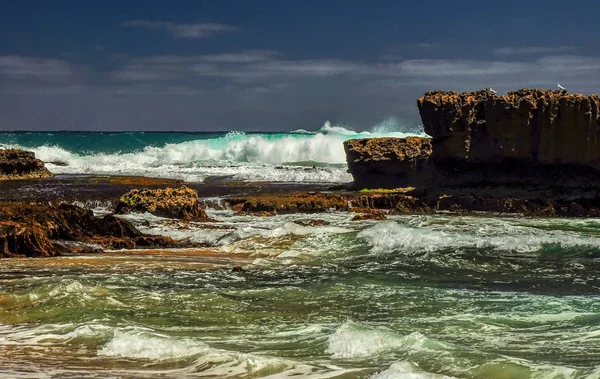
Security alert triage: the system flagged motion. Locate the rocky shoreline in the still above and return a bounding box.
[343,88,600,217]
[3,88,600,257]
[347,89,600,188]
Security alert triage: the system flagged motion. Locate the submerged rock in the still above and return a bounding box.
[351,211,387,221]
[228,192,351,215]
[293,219,331,227]
[0,149,52,180]
[115,185,214,221]
[0,221,54,257]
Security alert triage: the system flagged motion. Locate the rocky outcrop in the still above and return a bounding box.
[226,189,600,218]
[0,149,52,180]
[417,89,600,170]
[293,219,331,227]
[344,137,432,188]
[339,88,600,215]
[226,191,430,216]
[0,202,176,257]
[346,89,600,190]
[351,211,387,221]
[115,185,213,221]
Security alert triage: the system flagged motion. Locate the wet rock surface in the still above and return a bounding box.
[0,202,177,257]
[115,185,214,221]
[418,89,600,169]
[344,137,432,189]
[226,188,600,218]
[351,211,387,221]
[293,219,331,227]
[0,149,52,180]
[341,89,600,216]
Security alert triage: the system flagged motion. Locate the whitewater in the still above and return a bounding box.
[0,121,426,183]
[4,119,600,378]
[2,211,600,378]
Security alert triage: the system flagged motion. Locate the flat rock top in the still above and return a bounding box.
[418,89,600,106]
[344,137,432,161]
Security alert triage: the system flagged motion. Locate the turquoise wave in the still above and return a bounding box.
[0,121,426,182]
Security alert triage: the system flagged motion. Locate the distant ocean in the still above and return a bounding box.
[0,121,426,183]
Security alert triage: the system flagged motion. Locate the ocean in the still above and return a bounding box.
[1,124,600,378]
[0,121,425,183]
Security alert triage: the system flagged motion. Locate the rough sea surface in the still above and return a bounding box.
[1,126,599,378]
[1,210,600,378]
[0,121,425,183]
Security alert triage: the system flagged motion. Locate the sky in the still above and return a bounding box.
[1,0,600,132]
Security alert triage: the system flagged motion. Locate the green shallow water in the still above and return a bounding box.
[1,213,600,378]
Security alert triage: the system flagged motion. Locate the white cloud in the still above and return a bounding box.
[414,42,441,49]
[5,53,600,93]
[537,55,600,72]
[107,52,600,87]
[131,50,279,64]
[122,20,238,39]
[0,55,73,78]
[492,46,575,55]
[3,52,600,130]
[396,59,530,76]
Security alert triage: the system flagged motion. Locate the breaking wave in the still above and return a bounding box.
[358,217,600,255]
[326,321,447,359]
[0,121,425,183]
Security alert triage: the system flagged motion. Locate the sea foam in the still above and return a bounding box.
[371,362,455,379]
[1,121,424,183]
[326,321,441,359]
[99,327,208,361]
[358,218,600,255]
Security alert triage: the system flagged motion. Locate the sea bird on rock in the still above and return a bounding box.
[489,88,497,94]
[557,84,567,91]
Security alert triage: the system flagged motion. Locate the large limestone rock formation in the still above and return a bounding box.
[344,137,432,188]
[417,89,600,169]
[0,149,52,180]
[341,89,600,215]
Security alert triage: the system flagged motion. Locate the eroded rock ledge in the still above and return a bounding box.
[346,89,600,188]
[343,89,600,216]
[418,89,600,169]
[344,137,432,189]
[0,202,178,258]
[0,149,52,180]
[115,185,214,221]
[225,190,600,218]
